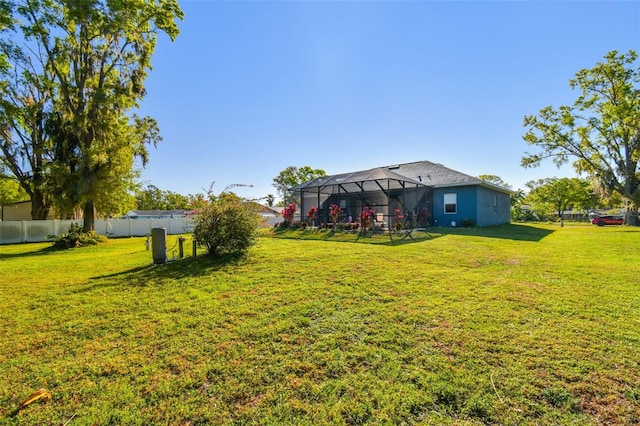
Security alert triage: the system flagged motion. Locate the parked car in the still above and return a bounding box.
[591,215,624,226]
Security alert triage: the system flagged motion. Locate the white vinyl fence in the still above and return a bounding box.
[0,218,194,245]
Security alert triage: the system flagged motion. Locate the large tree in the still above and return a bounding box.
[522,50,640,225]
[525,177,592,227]
[272,165,326,206]
[1,0,182,230]
[0,8,55,219]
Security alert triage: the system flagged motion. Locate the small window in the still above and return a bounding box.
[444,193,457,214]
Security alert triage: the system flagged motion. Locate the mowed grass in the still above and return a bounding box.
[0,224,638,425]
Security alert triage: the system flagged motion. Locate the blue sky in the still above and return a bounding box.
[137,0,640,202]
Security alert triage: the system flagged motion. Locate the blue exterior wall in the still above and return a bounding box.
[432,186,478,227]
[432,185,511,227]
[476,186,511,226]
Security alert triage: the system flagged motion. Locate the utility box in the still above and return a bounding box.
[151,227,167,264]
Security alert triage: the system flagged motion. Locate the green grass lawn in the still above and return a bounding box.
[0,224,638,425]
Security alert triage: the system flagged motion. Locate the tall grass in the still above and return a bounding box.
[0,224,638,425]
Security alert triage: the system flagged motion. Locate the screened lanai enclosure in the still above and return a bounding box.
[290,168,432,229]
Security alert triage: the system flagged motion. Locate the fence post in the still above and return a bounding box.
[178,237,184,258]
[22,220,27,243]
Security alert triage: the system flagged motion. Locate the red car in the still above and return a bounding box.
[591,215,624,226]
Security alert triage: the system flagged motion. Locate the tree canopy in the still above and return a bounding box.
[0,171,27,206]
[135,184,192,210]
[477,174,512,189]
[525,177,592,227]
[272,165,326,206]
[522,50,640,225]
[0,0,183,228]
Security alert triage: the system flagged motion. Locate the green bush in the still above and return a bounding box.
[49,223,105,249]
[460,218,476,227]
[193,193,260,257]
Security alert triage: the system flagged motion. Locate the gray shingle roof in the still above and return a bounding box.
[383,160,481,187]
[291,167,426,193]
[291,160,514,194]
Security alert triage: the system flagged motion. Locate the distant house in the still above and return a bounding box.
[1,200,57,221]
[123,209,194,219]
[291,160,514,228]
[245,202,283,227]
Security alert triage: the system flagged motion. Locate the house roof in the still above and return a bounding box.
[125,209,193,217]
[291,167,428,194]
[291,160,515,194]
[244,202,282,215]
[259,205,282,215]
[0,200,30,207]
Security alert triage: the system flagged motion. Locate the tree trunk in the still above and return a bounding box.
[82,200,96,232]
[30,190,50,220]
[624,203,638,226]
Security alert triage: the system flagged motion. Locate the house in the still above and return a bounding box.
[245,202,283,227]
[290,160,514,228]
[123,209,194,219]
[1,200,57,221]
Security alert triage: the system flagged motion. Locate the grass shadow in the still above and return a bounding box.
[431,223,554,242]
[0,244,61,260]
[271,223,554,243]
[86,252,248,289]
[273,228,443,245]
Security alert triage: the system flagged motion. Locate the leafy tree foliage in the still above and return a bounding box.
[525,177,592,227]
[265,194,275,207]
[477,174,512,189]
[192,192,260,257]
[272,165,326,205]
[522,50,640,225]
[0,169,27,206]
[0,0,183,229]
[135,184,191,210]
[509,188,533,222]
[187,193,208,210]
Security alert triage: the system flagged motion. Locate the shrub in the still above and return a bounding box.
[275,220,302,230]
[305,206,318,226]
[460,218,476,227]
[193,193,260,257]
[49,223,105,249]
[329,204,340,226]
[360,207,375,231]
[393,208,404,229]
[417,208,430,227]
[282,203,296,225]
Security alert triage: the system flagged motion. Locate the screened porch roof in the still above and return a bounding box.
[290,167,430,195]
